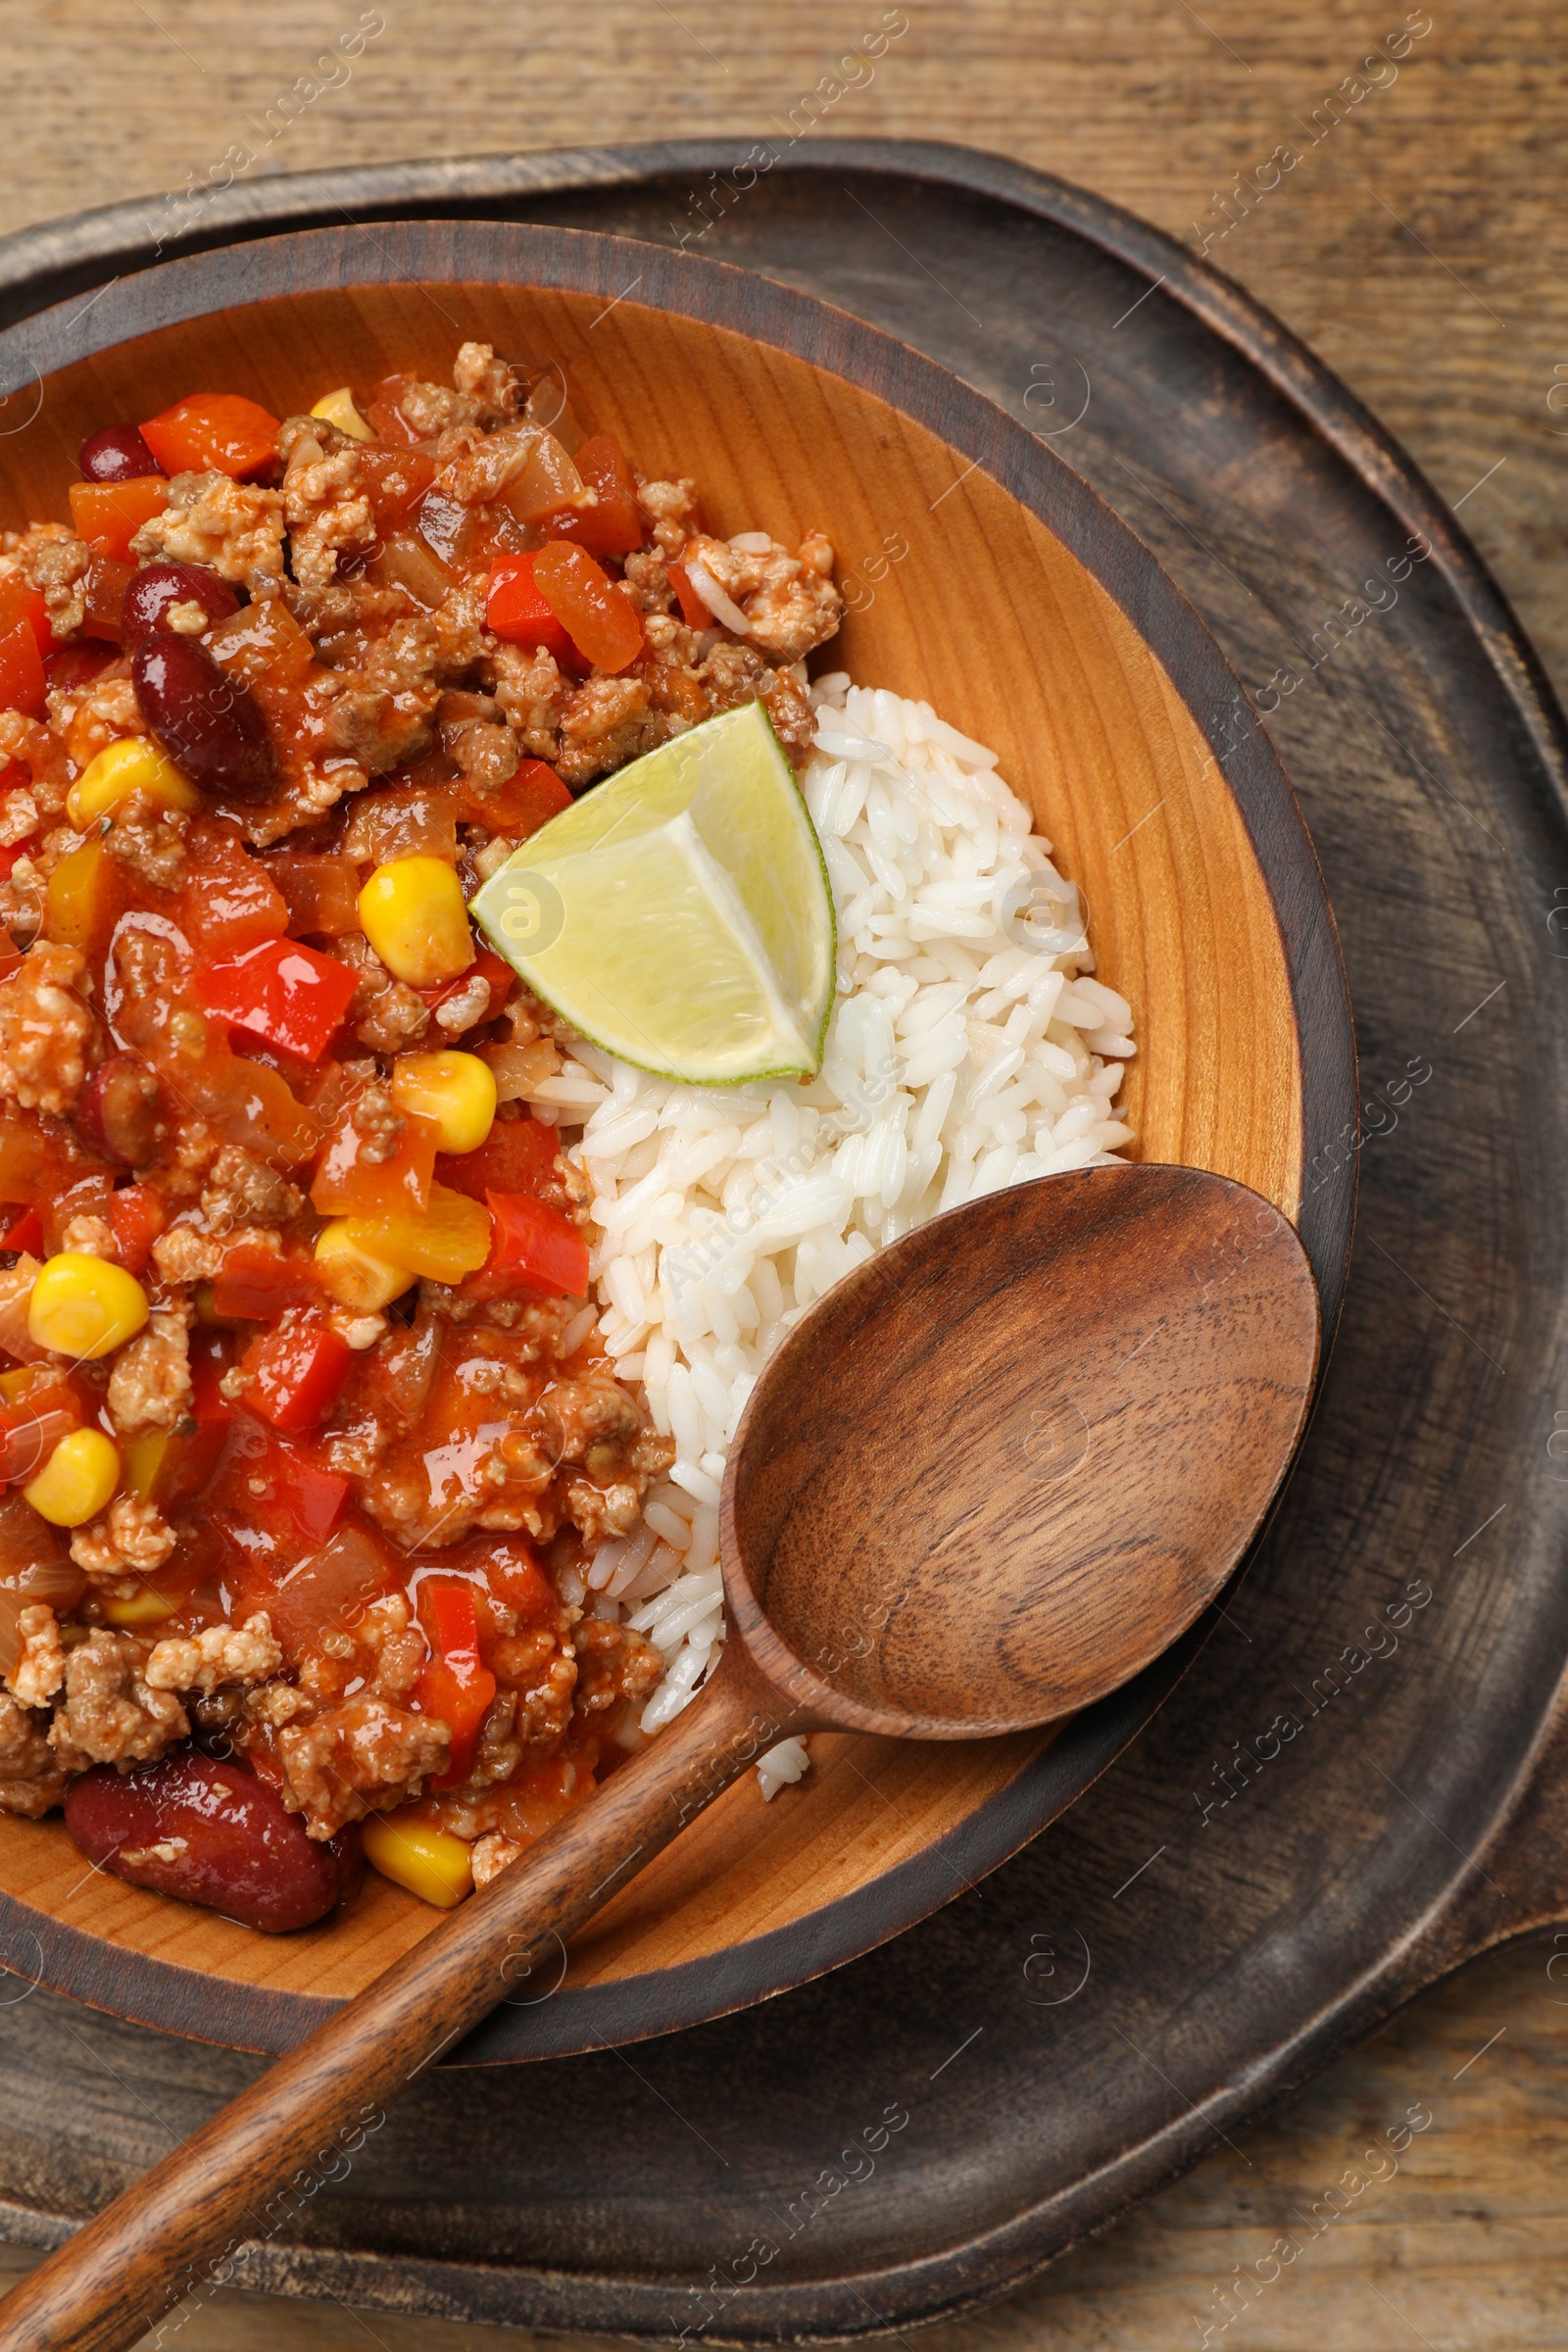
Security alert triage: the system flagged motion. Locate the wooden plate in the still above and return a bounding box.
[0,216,1352,2060]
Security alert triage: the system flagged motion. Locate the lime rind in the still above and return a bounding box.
[472,701,837,1088]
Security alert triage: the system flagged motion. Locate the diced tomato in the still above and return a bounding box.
[0,1109,114,1208]
[482,1189,589,1298]
[0,1206,42,1254]
[265,853,364,939]
[0,840,31,885]
[80,556,136,646]
[455,757,572,837]
[419,944,514,1019]
[364,376,425,447]
[139,394,279,479]
[485,552,573,660]
[356,444,436,526]
[311,1103,437,1219]
[189,1340,235,1429]
[242,1316,354,1436]
[211,1244,322,1321]
[415,1577,497,1788]
[531,541,644,674]
[665,559,711,630]
[195,937,360,1064]
[443,1530,555,1629]
[0,619,45,720]
[179,824,290,962]
[67,476,170,562]
[539,432,643,559]
[107,1184,167,1279]
[435,1111,556,1203]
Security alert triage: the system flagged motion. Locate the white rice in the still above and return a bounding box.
[526,675,1137,1789]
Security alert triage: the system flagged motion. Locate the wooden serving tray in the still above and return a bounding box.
[0,140,1559,2338]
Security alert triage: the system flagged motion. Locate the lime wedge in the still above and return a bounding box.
[472,701,836,1085]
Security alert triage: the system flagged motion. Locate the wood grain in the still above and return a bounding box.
[0,5,1560,2347]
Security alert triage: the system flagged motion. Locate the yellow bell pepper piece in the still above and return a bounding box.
[362,1811,473,1908]
[122,1429,172,1501]
[315,1220,418,1312]
[43,837,118,956]
[310,387,373,441]
[339,1184,492,1284]
[24,1427,121,1527]
[359,857,474,988]
[66,736,203,830]
[28,1253,149,1360]
[390,1051,497,1155]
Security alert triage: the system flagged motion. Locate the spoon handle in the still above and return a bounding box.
[0,1643,801,2352]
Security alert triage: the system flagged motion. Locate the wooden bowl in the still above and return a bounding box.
[0,222,1354,2060]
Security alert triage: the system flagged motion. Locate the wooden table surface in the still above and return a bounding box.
[4,3,1566,2344]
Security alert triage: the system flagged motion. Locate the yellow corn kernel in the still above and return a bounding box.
[310,386,373,441]
[390,1051,497,1155]
[359,857,475,989]
[362,1810,473,1909]
[122,1429,172,1501]
[102,1587,178,1628]
[342,1183,492,1284]
[315,1219,417,1312]
[28,1252,150,1361]
[24,1427,121,1528]
[67,736,204,830]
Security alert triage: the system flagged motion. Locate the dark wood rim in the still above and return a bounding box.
[0,208,1355,2066]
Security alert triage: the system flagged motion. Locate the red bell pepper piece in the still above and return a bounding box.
[415,1577,497,1788]
[211,1244,323,1321]
[455,757,572,839]
[435,1113,557,1204]
[107,1183,167,1279]
[241,1424,351,1545]
[242,1316,354,1436]
[139,394,279,479]
[485,552,573,660]
[0,1205,42,1254]
[483,1189,589,1298]
[195,937,360,1063]
[665,559,712,630]
[418,944,515,1018]
[0,576,53,658]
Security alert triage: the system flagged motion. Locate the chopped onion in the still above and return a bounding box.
[683,560,752,637]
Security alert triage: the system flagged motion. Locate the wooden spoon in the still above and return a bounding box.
[0,1161,1318,2352]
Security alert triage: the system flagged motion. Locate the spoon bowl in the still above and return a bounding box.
[0,1162,1319,2352]
[725,1163,1321,1738]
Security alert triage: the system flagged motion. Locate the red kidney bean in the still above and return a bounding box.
[132,632,277,802]
[75,1052,165,1166]
[41,641,116,697]
[78,424,165,484]
[64,1746,361,1934]
[122,561,242,651]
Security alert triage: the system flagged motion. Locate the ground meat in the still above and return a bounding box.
[452,1690,524,1788]
[2,524,93,640]
[59,1213,116,1258]
[330,935,430,1052]
[49,1630,188,1773]
[572,1617,665,1715]
[70,1493,177,1578]
[148,1226,222,1285]
[199,1145,301,1232]
[470,1830,524,1887]
[346,1082,405,1162]
[104,794,190,893]
[130,471,286,591]
[0,1690,68,1817]
[637,476,702,557]
[554,673,670,789]
[0,785,37,848]
[621,545,676,614]
[441,716,519,795]
[356,1592,424,1699]
[277,1695,449,1837]
[282,431,376,597]
[0,941,96,1115]
[322,615,447,772]
[0,710,75,819]
[514,1648,578,1752]
[246,1679,311,1729]
[432,972,492,1038]
[8,1604,64,1709]
[144,1612,281,1694]
[681,531,842,661]
[106,1299,193,1435]
[58,667,145,775]
[452,341,521,423]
